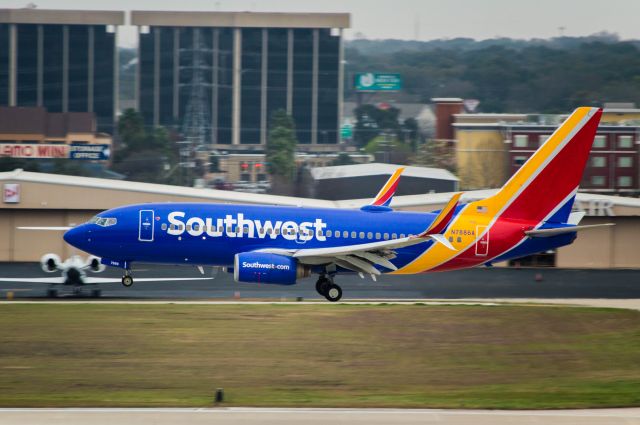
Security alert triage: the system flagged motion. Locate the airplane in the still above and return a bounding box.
[58,107,611,302]
[0,253,213,298]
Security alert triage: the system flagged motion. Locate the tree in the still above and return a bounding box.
[266,109,298,195]
[411,139,456,173]
[117,108,146,152]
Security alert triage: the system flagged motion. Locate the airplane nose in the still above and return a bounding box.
[63,226,84,249]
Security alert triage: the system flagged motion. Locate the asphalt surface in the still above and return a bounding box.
[1,408,639,425]
[0,263,638,299]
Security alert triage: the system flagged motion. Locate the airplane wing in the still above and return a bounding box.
[259,193,463,277]
[0,277,213,284]
[0,277,66,284]
[16,227,73,231]
[82,277,214,284]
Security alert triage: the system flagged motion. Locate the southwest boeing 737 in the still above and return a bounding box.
[60,107,610,301]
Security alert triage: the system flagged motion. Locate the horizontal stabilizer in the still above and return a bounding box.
[525,223,614,238]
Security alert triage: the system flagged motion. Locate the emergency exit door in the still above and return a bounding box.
[139,210,155,242]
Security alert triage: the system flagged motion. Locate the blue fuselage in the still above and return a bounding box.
[63,202,575,273]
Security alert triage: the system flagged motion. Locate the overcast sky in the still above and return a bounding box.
[5,0,640,47]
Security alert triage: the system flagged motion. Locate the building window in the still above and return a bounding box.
[618,176,632,187]
[590,176,605,186]
[240,173,251,182]
[618,135,633,149]
[257,174,267,181]
[593,135,607,148]
[591,157,606,168]
[617,157,633,168]
[513,156,527,167]
[538,134,551,146]
[513,135,528,148]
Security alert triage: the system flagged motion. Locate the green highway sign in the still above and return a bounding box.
[340,123,353,140]
[354,73,402,91]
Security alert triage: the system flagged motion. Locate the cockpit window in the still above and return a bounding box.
[90,217,117,227]
[88,216,99,224]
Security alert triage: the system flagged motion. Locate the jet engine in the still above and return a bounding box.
[86,256,106,273]
[233,252,311,285]
[40,253,61,273]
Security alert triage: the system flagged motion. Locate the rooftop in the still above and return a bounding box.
[0,107,95,137]
[0,9,124,25]
[310,163,459,182]
[131,11,350,29]
[1,169,638,213]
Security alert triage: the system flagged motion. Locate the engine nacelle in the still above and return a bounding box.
[234,252,311,285]
[40,253,61,273]
[86,256,106,273]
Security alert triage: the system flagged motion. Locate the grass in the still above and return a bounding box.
[0,303,639,408]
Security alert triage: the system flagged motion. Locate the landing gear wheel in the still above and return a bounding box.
[316,278,329,296]
[325,284,342,302]
[121,275,133,287]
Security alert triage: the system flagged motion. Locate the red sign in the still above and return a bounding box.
[0,143,70,158]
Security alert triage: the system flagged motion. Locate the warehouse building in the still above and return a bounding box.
[2,169,637,267]
[0,9,123,134]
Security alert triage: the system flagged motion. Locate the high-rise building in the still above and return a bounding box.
[132,11,350,150]
[0,9,124,133]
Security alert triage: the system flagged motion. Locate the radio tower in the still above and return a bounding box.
[180,28,212,185]
[181,28,211,147]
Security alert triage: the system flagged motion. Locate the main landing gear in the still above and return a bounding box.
[121,270,133,287]
[315,275,342,302]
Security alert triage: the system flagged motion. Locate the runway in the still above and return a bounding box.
[0,263,638,300]
[0,407,639,425]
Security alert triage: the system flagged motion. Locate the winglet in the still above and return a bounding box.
[369,167,405,207]
[418,192,463,236]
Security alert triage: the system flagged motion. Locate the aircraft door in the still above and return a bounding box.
[139,209,155,242]
[475,225,489,256]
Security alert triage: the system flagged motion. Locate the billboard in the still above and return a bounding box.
[0,143,110,160]
[355,73,402,91]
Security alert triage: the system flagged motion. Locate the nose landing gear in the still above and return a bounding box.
[315,274,342,302]
[121,270,133,287]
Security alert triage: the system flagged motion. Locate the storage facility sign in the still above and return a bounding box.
[70,144,111,160]
[355,73,402,91]
[0,143,110,160]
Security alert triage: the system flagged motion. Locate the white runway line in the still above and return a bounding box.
[0,408,639,425]
[1,298,640,310]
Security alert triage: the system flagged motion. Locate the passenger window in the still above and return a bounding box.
[392,233,397,239]
[218,226,224,232]
[343,231,348,238]
[359,232,365,238]
[384,233,389,240]
[335,231,340,238]
[375,232,381,239]
[367,232,373,239]
[186,225,192,231]
[161,223,167,231]
[226,226,232,233]
[351,231,357,238]
[457,237,462,243]
[275,229,280,235]
[449,236,453,242]
[400,234,405,238]
[267,229,272,235]
[326,230,332,237]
